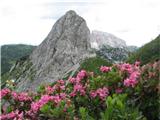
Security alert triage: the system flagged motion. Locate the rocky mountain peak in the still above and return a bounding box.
[13,10,92,91]
[65,10,77,16]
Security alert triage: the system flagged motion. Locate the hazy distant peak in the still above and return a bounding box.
[90,30,127,49]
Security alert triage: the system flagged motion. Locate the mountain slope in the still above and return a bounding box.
[90,30,130,62]
[4,10,94,91]
[127,35,160,65]
[96,45,129,63]
[1,44,36,75]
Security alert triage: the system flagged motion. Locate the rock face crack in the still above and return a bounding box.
[15,10,92,91]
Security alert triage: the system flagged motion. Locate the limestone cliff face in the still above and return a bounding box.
[14,10,92,91]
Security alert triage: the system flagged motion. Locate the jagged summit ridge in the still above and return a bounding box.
[15,10,92,91]
[90,30,127,49]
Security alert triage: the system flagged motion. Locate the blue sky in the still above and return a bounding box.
[0,0,160,46]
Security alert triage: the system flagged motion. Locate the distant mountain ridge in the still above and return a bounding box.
[127,35,160,65]
[90,30,135,63]
[1,44,36,75]
[90,30,127,49]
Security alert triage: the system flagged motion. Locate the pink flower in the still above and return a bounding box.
[6,111,16,119]
[51,95,61,104]
[11,92,32,102]
[31,95,56,113]
[39,95,51,105]
[100,66,111,73]
[90,87,109,100]
[119,63,133,73]
[70,91,76,97]
[0,88,11,99]
[74,84,83,91]
[124,78,138,87]
[73,84,86,96]
[90,91,97,98]
[60,85,65,90]
[80,89,86,96]
[115,88,123,94]
[15,110,23,119]
[26,110,35,117]
[77,70,87,80]
[31,102,40,113]
[96,87,109,100]
[57,80,65,85]
[129,71,140,80]
[0,111,16,120]
[135,61,140,66]
[68,77,76,84]
[60,93,66,99]
[45,86,54,94]
[11,91,18,98]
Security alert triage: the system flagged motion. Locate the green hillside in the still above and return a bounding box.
[1,44,36,75]
[127,35,160,65]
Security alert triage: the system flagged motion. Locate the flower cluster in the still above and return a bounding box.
[45,80,65,94]
[100,66,111,73]
[0,88,11,99]
[30,93,66,114]
[1,61,155,119]
[119,63,133,73]
[90,87,109,100]
[77,70,87,80]
[70,83,85,97]
[123,63,140,88]
[0,110,23,120]
[11,92,32,102]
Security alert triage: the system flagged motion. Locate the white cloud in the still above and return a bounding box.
[0,0,160,46]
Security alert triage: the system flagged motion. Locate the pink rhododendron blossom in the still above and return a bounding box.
[0,88,11,99]
[80,89,86,96]
[26,110,35,118]
[39,95,51,105]
[60,93,66,99]
[0,110,23,120]
[115,88,123,94]
[135,61,140,66]
[100,66,111,73]
[124,78,138,87]
[68,77,76,84]
[45,86,54,94]
[96,87,109,100]
[74,84,83,91]
[70,91,76,97]
[17,111,23,119]
[90,87,109,100]
[31,102,40,113]
[11,92,32,102]
[60,85,65,90]
[77,70,87,80]
[31,94,62,113]
[119,63,133,73]
[6,111,16,119]
[129,71,140,80]
[90,91,97,98]
[73,84,86,96]
[51,95,61,104]
[57,80,65,85]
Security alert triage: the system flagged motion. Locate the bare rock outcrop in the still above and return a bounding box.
[15,10,92,91]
